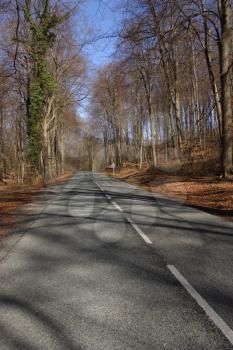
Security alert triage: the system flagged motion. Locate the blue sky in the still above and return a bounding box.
[77,0,122,119]
[82,0,122,67]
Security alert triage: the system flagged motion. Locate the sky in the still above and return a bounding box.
[81,0,122,67]
[76,0,122,118]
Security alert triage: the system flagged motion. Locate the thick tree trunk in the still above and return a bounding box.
[219,0,233,177]
[42,96,55,182]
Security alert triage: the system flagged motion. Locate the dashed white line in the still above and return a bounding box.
[94,180,152,245]
[126,216,152,245]
[94,181,105,194]
[167,265,233,346]
[95,177,233,344]
[112,201,123,213]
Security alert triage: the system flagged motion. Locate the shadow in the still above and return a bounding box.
[111,172,233,220]
[0,172,233,349]
[186,203,233,218]
[0,296,80,350]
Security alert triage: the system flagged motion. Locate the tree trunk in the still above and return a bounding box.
[219,0,233,177]
[150,114,157,167]
[42,96,55,182]
[0,110,5,182]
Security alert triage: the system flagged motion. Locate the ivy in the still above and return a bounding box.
[22,1,65,171]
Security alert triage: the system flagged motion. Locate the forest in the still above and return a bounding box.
[0,0,233,184]
[1,2,233,348]
[89,0,233,179]
[0,0,87,184]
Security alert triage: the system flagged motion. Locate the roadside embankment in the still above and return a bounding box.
[112,163,233,221]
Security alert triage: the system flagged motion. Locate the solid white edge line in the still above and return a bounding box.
[167,265,233,346]
[94,180,152,245]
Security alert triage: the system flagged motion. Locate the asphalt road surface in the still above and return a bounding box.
[0,172,233,349]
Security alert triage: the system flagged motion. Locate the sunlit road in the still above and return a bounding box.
[0,172,233,349]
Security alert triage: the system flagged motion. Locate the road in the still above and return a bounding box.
[0,172,233,349]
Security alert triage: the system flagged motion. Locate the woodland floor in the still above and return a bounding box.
[0,171,74,242]
[111,163,233,222]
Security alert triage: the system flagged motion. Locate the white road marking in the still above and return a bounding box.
[126,216,152,245]
[167,265,233,346]
[94,180,152,245]
[95,176,233,342]
[94,182,108,196]
[112,201,123,213]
